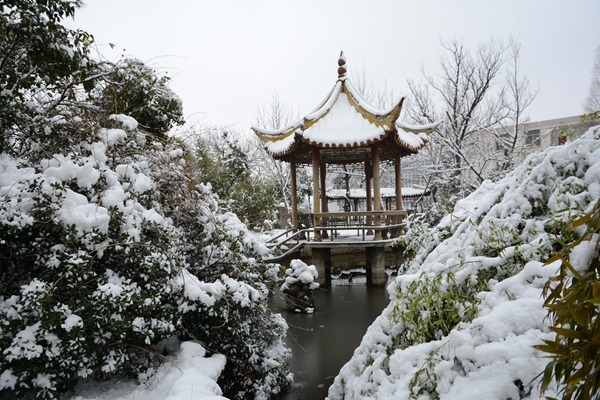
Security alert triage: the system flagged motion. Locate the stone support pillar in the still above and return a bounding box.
[366,247,386,287]
[312,248,331,289]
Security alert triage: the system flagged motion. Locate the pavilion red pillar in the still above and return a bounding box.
[290,155,298,230]
[395,149,403,211]
[320,161,328,238]
[312,148,322,242]
[372,143,382,240]
[394,149,404,237]
[365,159,373,234]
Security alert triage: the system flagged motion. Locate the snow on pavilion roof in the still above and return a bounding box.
[252,52,441,159]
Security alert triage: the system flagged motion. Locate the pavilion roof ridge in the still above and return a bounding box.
[344,79,404,119]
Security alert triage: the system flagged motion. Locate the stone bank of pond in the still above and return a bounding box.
[269,280,390,399]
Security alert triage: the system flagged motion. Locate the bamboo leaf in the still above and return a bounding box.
[568,213,592,230]
[568,305,589,327]
[545,252,563,266]
[562,258,585,281]
[541,361,556,390]
[552,327,592,341]
[593,282,600,299]
[533,344,563,354]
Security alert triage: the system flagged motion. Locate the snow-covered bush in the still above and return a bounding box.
[280,259,320,292]
[186,128,280,229]
[0,122,186,397]
[328,126,600,399]
[279,259,320,313]
[0,119,291,399]
[178,183,292,399]
[92,58,184,136]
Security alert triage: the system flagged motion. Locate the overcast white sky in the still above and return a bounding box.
[67,0,600,131]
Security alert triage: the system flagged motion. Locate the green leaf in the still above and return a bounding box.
[552,327,592,341]
[562,258,585,281]
[534,344,563,355]
[568,213,592,230]
[541,360,556,390]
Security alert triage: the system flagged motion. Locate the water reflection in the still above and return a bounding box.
[269,281,390,399]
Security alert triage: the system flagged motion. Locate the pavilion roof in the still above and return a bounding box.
[252,52,441,160]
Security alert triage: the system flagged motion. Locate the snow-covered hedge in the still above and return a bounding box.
[0,118,291,399]
[327,126,600,399]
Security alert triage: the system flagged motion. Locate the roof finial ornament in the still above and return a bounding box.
[337,51,347,80]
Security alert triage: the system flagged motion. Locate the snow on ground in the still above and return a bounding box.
[327,126,600,399]
[69,341,228,400]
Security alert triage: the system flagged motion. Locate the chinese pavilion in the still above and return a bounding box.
[253,52,439,244]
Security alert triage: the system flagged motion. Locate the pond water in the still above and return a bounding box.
[269,280,390,399]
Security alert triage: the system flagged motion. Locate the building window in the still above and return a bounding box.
[525,129,540,147]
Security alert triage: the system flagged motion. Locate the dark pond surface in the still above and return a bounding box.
[269,281,390,400]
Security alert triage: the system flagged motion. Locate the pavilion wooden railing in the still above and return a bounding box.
[263,210,408,261]
[312,210,408,240]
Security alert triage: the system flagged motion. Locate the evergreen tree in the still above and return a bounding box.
[0,0,98,157]
[187,127,280,229]
[92,58,184,136]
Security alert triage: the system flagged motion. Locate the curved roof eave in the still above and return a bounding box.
[251,121,304,142]
[396,120,442,134]
[264,131,299,157]
[392,120,442,152]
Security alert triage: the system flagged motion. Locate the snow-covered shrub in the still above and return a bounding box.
[328,126,600,399]
[0,123,187,397]
[92,58,184,136]
[280,259,320,292]
[179,278,292,400]
[0,119,291,399]
[279,259,320,313]
[1,2,291,397]
[177,184,292,400]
